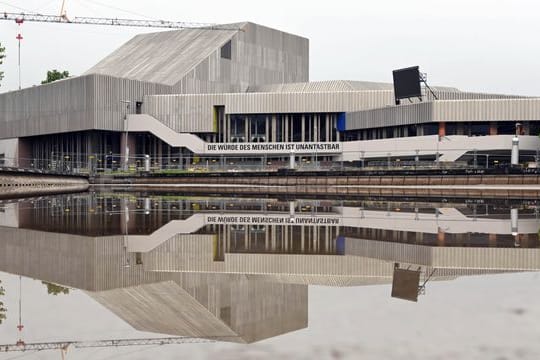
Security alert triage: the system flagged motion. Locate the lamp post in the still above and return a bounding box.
[511,123,521,167]
[436,135,451,167]
[120,100,131,171]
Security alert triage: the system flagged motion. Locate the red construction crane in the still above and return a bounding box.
[1,3,240,91]
[1,11,241,30]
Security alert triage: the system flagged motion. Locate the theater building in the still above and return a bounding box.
[0,22,539,171]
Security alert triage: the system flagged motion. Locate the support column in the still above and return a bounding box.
[488,233,497,247]
[522,121,530,135]
[336,115,341,141]
[489,122,498,136]
[301,115,305,142]
[289,115,294,141]
[314,115,319,142]
[325,115,330,142]
[265,115,270,142]
[271,115,277,142]
[226,115,231,142]
[437,227,445,246]
[438,122,446,137]
[244,116,249,142]
[285,115,289,142]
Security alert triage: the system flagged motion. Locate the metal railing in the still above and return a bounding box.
[1,149,539,177]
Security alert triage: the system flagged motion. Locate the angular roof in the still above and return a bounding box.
[247,80,465,93]
[248,80,394,93]
[84,23,246,86]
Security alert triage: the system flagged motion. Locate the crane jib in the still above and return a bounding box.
[1,12,242,31]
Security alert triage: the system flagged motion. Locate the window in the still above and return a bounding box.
[530,121,540,137]
[220,40,232,60]
[446,123,458,135]
[497,121,517,135]
[423,123,438,136]
[470,122,489,136]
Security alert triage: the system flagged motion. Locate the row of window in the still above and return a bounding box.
[344,121,535,141]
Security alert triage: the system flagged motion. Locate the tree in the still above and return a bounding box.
[0,279,6,324]
[0,42,5,86]
[42,281,70,295]
[42,69,70,84]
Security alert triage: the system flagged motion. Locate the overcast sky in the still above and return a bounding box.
[0,0,539,95]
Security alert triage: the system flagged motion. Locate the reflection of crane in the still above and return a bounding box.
[1,336,220,353]
[3,275,231,358]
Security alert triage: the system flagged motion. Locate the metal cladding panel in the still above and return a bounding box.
[346,98,540,130]
[143,91,395,133]
[249,80,393,93]
[171,22,309,94]
[246,274,394,286]
[85,27,239,86]
[0,227,182,292]
[0,76,95,138]
[346,101,434,130]
[0,227,98,289]
[143,234,226,273]
[85,22,308,95]
[345,238,540,271]
[92,75,172,131]
[431,247,540,270]
[88,281,242,341]
[225,253,395,277]
[0,74,172,138]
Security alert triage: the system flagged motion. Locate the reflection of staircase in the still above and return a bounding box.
[127,214,206,252]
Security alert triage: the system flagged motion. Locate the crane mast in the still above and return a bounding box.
[1,11,241,30]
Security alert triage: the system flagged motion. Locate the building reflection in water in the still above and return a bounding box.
[0,193,538,343]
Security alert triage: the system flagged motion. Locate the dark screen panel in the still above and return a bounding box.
[391,268,421,302]
[393,66,421,101]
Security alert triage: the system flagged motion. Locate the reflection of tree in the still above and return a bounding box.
[42,282,70,296]
[0,280,6,324]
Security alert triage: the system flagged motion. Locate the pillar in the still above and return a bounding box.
[488,233,497,247]
[271,115,277,142]
[285,115,289,142]
[437,227,445,246]
[301,115,305,142]
[244,116,249,142]
[265,115,270,142]
[489,122,498,136]
[325,116,330,142]
[438,122,446,137]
